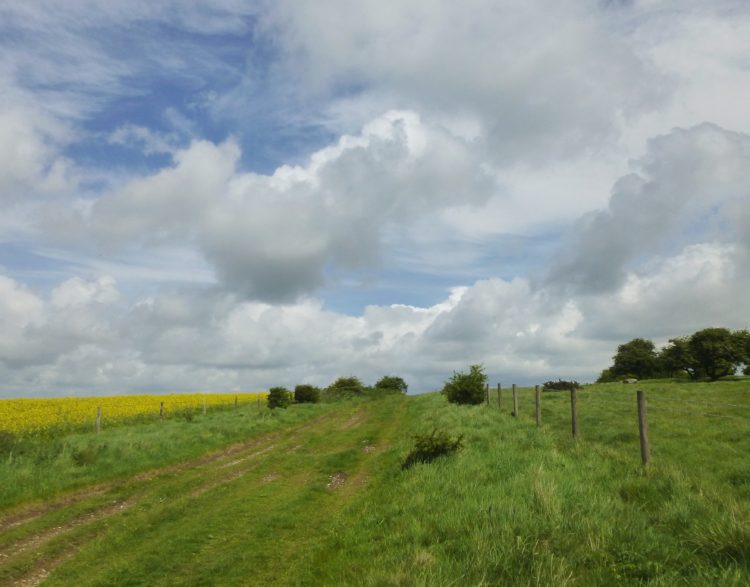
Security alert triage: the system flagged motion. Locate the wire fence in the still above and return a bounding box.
[483,383,750,465]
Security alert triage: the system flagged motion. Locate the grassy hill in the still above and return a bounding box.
[1,380,749,585]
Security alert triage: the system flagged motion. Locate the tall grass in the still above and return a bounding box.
[301,383,750,585]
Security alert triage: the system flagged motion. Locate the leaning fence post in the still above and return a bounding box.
[570,388,578,439]
[160,401,164,419]
[637,390,650,465]
[96,406,102,434]
[512,384,518,417]
[535,385,541,427]
[497,383,501,409]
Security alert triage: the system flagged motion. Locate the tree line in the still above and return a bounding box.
[597,327,750,382]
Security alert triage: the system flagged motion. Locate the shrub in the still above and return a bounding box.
[374,375,408,395]
[294,384,321,404]
[402,429,464,469]
[267,386,292,409]
[0,431,16,456]
[71,443,106,467]
[442,364,487,405]
[329,376,365,393]
[323,376,366,400]
[596,368,617,383]
[542,379,581,392]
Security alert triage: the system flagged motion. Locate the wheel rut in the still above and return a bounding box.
[0,408,354,586]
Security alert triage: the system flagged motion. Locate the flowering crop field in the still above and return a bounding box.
[0,392,267,436]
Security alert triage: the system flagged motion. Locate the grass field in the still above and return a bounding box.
[1,381,749,585]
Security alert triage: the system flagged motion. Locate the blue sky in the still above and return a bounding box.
[2,1,750,396]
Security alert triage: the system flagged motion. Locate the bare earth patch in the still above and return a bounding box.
[326,472,348,490]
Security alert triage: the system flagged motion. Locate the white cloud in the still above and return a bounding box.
[0,275,44,330]
[2,2,750,396]
[0,104,75,201]
[108,124,180,156]
[547,123,750,293]
[51,276,119,308]
[577,242,750,342]
[87,111,496,301]
[265,0,666,164]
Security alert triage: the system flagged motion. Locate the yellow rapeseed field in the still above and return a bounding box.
[0,392,267,436]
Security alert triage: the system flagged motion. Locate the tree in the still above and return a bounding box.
[294,384,320,404]
[658,337,700,379]
[596,367,617,383]
[374,375,408,394]
[734,330,750,375]
[611,338,659,380]
[267,386,292,409]
[688,327,744,380]
[442,364,487,405]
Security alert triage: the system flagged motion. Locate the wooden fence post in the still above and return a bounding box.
[512,384,518,418]
[257,397,261,410]
[497,383,501,409]
[485,383,489,405]
[637,390,650,465]
[159,401,164,419]
[96,406,102,434]
[535,385,541,427]
[235,395,238,409]
[570,388,578,439]
[203,399,207,416]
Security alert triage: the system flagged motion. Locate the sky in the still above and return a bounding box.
[1,0,750,397]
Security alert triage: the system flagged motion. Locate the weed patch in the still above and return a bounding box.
[71,443,107,467]
[402,429,463,469]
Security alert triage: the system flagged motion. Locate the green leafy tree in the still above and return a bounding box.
[442,364,487,405]
[734,330,750,375]
[611,338,659,379]
[374,375,408,394]
[294,384,320,404]
[267,386,292,409]
[658,337,699,379]
[596,367,617,383]
[689,327,744,380]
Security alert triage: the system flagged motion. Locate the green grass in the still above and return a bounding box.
[1,381,749,585]
[0,400,334,510]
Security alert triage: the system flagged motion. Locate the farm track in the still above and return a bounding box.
[0,409,339,535]
[0,407,360,587]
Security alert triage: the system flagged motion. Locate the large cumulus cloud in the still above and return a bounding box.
[548,123,750,293]
[87,111,495,301]
[4,121,747,395]
[2,2,750,397]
